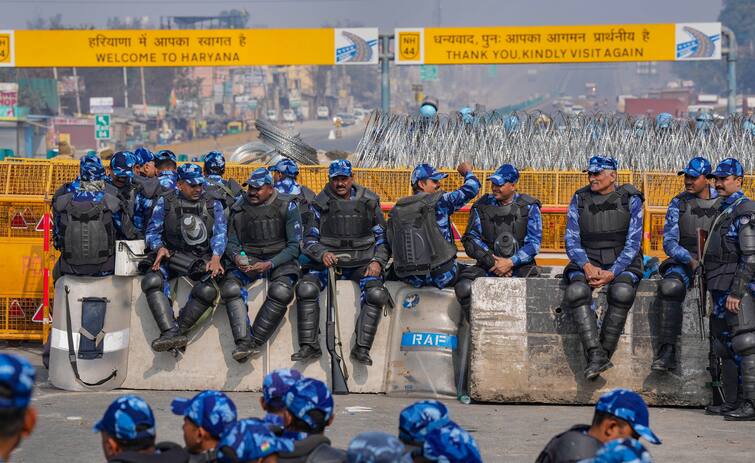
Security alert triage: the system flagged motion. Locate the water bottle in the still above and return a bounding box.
[238,251,250,266]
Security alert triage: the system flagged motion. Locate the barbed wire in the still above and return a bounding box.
[354,110,755,172]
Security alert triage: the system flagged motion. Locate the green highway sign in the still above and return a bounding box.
[419,64,439,81]
[95,114,111,140]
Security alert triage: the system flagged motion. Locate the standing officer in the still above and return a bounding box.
[270,158,316,229]
[155,149,179,190]
[108,150,158,238]
[652,157,718,372]
[222,168,302,362]
[171,390,237,462]
[563,156,644,380]
[294,160,390,365]
[387,162,480,289]
[134,147,157,179]
[52,153,136,279]
[142,163,226,353]
[203,151,243,212]
[702,158,755,420]
[0,353,38,463]
[456,164,542,314]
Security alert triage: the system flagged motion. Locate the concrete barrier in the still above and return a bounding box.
[468,277,708,406]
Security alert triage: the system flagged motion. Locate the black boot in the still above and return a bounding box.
[706,400,740,416]
[146,291,187,352]
[291,344,322,362]
[292,280,322,362]
[572,304,612,379]
[724,400,755,421]
[250,281,292,346]
[652,344,677,372]
[651,299,683,371]
[226,297,254,362]
[351,302,383,366]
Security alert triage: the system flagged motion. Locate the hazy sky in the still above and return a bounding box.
[0,0,723,29]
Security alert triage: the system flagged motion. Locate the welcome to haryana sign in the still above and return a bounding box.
[394,23,721,64]
[0,28,379,67]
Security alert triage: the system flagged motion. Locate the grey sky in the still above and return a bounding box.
[0,0,723,29]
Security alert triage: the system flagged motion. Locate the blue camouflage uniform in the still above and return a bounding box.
[280,378,344,459]
[0,353,36,411]
[580,438,653,463]
[171,390,237,440]
[93,395,157,441]
[204,151,243,206]
[421,421,482,463]
[155,149,178,190]
[270,158,305,194]
[396,164,480,289]
[261,368,307,440]
[217,419,294,463]
[398,400,450,456]
[107,150,154,236]
[347,432,413,463]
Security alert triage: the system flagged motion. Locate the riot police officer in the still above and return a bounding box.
[387,162,480,289]
[455,164,542,315]
[293,160,390,365]
[142,163,227,352]
[270,158,316,229]
[563,156,644,380]
[134,147,157,179]
[222,168,302,362]
[52,153,136,278]
[155,149,179,191]
[107,151,158,238]
[203,151,243,212]
[652,157,718,372]
[702,159,755,420]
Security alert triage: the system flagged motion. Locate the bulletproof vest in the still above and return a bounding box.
[388,191,458,278]
[205,178,242,211]
[536,425,601,463]
[53,191,119,270]
[315,184,377,267]
[296,184,316,230]
[704,198,755,292]
[231,191,290,258]
[163,191,215,256]
[134,176,166,200]
[475,194,540,257]
[576,184,644,267]
[676,193,720,257]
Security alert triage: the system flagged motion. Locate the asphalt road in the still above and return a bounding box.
[5,345,755,462]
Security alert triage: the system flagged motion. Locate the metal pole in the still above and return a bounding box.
[52,67,62,116]
[122,67,129,108]
[72,67,81,116]
[722,26,737,115]
[140,67,147,111]
[380,34,393,114]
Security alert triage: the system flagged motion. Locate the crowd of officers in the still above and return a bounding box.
[2,352,663,462]
[50,148,755,421]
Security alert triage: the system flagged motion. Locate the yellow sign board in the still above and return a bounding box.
[1,28,380,67]
[395,23,722,64]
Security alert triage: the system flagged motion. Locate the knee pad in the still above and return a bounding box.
[191,282,218,305]
[454,278,473,301]
[220,280,242,301]
[141,272,164,292]
[732,332,755,356]
[564,281,591,307]
[608,282,636,308]
[657,277,686,302]
[296,280,320,301]
[364,282,389,307]
[268,281,294,305]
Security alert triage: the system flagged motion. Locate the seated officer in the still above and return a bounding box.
[203,151,243,212]
[94,395,189,463]
[52,153,136,279]
[387,162,480,289]
[295,160,391,365]
[171,390,237,462]
[155,149,179,190]
[653,157,718,372]
[0,353,37,463]
[221,168,302,362]
[455,163,542,315]
[142,163,226,352]
[270,158,316,229]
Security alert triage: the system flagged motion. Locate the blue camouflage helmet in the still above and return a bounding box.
[217,419,294,463]
[744,118,755,136]
[707,158,744,179]
[284,378,334,430]
[244,167,274,188]
[177,163,206,185]
[154,149,177,164]
[411,163,448,184]
[79,152,107,181]
[263,368,303,409]
[329,159,353,178]
[583,438,653,463]
[204,151,226,176]
[504,114,520,132]
[459,107,474,124]
[171,390,237,439]
[0,353,36,410]
[490,164,520,185]
[399,400,450,444]
[269,158,300,178]
[595,388,661,445]
[133,147,154,166]
[93,395,156,442]
[422,422,482,463]
[111,151,136,178]
[677,157,712,177]
[695,111,714,132]
[420,97,438,118]
[655,112,673,129]
[347,432,413,463]
[584,155,618,174]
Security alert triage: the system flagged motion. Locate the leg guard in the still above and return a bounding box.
[294,278,321,347]
[141,272,175,333]
[601,281,636,356]
[572,303,611,379]
[251,280,293,346]
[178,281,218,334]
[656,277,686,345]
[564,280,592,308]
[454,278,474,321]
[220,279,251,344]
[732,295,755,401]
[355,282,388,350]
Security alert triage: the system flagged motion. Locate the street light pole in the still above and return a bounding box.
[380,34,393,113]
[721,26,737,115]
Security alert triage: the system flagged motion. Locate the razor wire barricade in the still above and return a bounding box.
[354,111,754,172]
